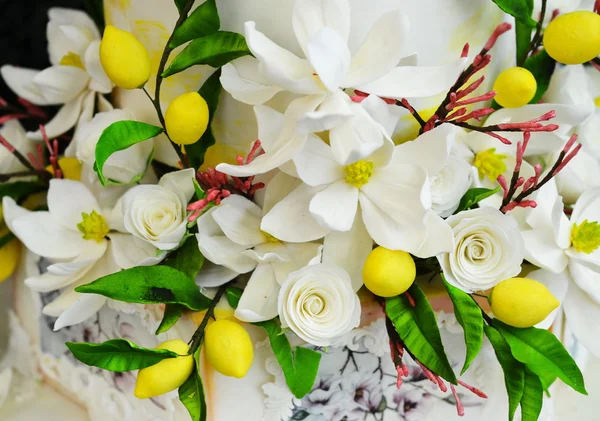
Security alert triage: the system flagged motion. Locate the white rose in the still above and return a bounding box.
[278,263,361,346]
[438,207,525,292]
[122,169,195,250]
[0,120,36,174]
[72,109,153,184]
[430,155,473,217]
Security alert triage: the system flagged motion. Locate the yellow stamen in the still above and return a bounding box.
[77,211,109,242]
[261,230,280,244]
[60,52,85,69]
[345,160,374,189]
[571,220,600,254]
[594,96,600,107]
[473,148,508,182]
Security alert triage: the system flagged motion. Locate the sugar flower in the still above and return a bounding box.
[0,120,36,174]
[1,8,112,140]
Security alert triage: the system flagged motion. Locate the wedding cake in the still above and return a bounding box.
[1,1,599,420]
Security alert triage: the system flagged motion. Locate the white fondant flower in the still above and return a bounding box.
[2,179,161,330]
[0,120,36,174]
[278,263,361,346]
[1,8,112,140]
[195,194,322,322]
[216,0,466,177]
[438,207,525,292]
[122,168,195,250]
[69,109,154,184]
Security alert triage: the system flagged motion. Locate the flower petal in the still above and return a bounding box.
[310,180,358,231]
[292,0,350,56]
[356,58,467,99]
[1,197,31,233]
[563,281,600,357]
[84,40,113,94]
[569,261,600,305]
[53,294,107,331]
[527,268,569,330]
[296,90,354,134]
[25,265,94,293]
[413,211,454,258]
[108,233,165,269]
[293,135,345,187]
[158,168,196,204]
[393,124,454,175]
[32,65,89,104]
[522,229,569,274]
[220,58,282,105]
[0,66,49,105]
[196,261,239,288]
[47,179,101,231]
[27,92,87,140]
[344,10,409,87]
[306,27,351,92]
[261,172,303,215]
[261,183,329,242]
[235,263,280,322]
[212,195,265,246]
[245,21,320,95]
[571,186,600,225]
[322,209,372,291]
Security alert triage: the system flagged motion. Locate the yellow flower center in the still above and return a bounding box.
[60,52,85,69]
[261,230,280,244]
[345,160,374,189]
[595,96,600,107]
[77,211,109,242]
[473,148,508,182]
[571,220,600,254]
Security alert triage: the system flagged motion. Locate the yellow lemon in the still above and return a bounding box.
[489,278,560,328]
[45,157,82,181]
[0,239,21,283]
[204,320,254,378]
[134,340,194,399]
[544,11,600,64]
[165,92,210,146]
[362,246,416,297]
[100,25,151,89]
[493,67,537,108]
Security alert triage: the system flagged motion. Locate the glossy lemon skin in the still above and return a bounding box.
[204,320,254,378]
[544,11,600,65]
[165,92,210,146]
[489,277,560,328]
[493,67,537,108]
[362,246,416,297]
[100,25,151,89]
[0,239,20,283]
[134,340,194,399]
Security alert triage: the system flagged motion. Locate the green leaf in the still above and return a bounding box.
[255,319,321,399]
[491,0,537,27]
[94,120,163,186]
[162,236,205,281]
[385,284,457,384]
[163,32,251,77]
[66,339,177,372]
[178,360,207,421]
[226,287,243,309]
[186,69,222,169]
[0,233,16,249]
[492,320,587,395]
[443,280,483,374]
[515,20,533,66]
[521,367,544,421]
[170,0,220,48]
[75,266,211,311]
[455,187,501,213]
[156,304,185,334]
[174,0,188,12]
[0,181,45,202]
[484,325,525,421]
[523,49,556,104]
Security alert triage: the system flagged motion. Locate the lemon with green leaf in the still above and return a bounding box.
[489,278,559,328]
[544,11,600,65]
[362,246,416,297]
[205,319,254,378]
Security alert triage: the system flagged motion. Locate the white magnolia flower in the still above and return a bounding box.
[0,120,36,174]
[122,168,195,251]
[1,8,112,140]
[216,0,465,177]
[278,263,361,346]
[438,207,525,292]
[68,109,154,184]
[195,194,322,322]
[2,179,161,330]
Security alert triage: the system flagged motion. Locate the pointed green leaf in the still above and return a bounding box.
[491,0,537,27]
[255,319,321,399]
[492,320,587,395]
[178,357,207,421]
[75,266,211,311]
[386,284,457,384]
[484,325,525,421]
[521,367,544,421]
[174,0,188,12]
[443,280,483,374]
[156,304,185,334]
[162,236,205,281]
[455,187,501,213]
[94,120,163,186]
[516,20,533,66]
[225,287,243,309]
[66,339,177,372]
[523,49,556,104]
[163,31,251,77]
[170,0,220,48]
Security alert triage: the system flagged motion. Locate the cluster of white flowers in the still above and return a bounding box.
[2,0,600,356]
